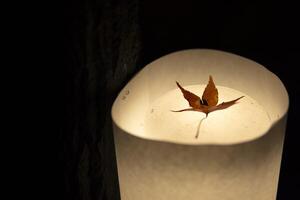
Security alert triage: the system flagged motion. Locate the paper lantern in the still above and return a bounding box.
[111,49,289,200]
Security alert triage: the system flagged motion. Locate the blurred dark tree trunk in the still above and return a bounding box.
[63,0,141,199]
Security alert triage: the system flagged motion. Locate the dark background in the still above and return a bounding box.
[63,0,300,199]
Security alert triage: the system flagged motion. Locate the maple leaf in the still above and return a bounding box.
[172,75,244,117]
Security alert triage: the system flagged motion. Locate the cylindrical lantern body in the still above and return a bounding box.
[112,49,289,200]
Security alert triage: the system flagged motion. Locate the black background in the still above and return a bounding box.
[63,0,300,199]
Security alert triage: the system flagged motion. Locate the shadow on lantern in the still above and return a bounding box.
[111,49,289,200]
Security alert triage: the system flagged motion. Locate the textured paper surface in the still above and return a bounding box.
[114,120,286,200]
[112,49,289,200]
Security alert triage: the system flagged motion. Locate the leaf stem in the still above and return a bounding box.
[195,116,207,138]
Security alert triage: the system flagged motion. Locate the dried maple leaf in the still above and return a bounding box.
[172,75,244,117]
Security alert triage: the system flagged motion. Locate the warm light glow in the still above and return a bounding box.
[111,49,289,200]
[112,49,288,146]
[144,85,271,145]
